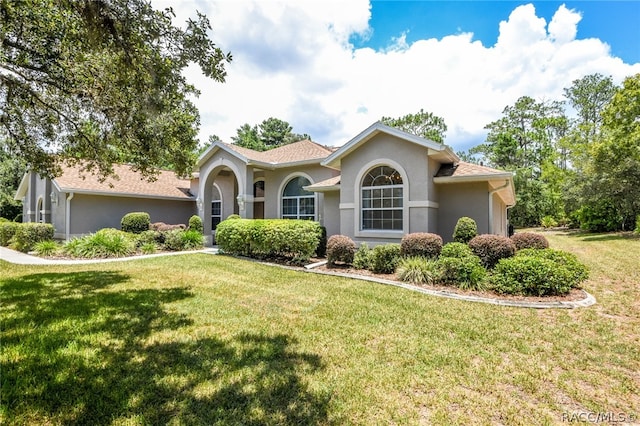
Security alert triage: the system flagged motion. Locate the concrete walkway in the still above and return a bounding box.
[0,246,218,265]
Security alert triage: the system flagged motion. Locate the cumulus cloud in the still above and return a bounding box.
[152,1,640,151]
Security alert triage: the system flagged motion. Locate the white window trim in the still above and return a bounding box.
[354,159,409,238]
[277,172,317,221]
[211,183,223,231]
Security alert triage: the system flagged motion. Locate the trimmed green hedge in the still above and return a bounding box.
[0,221,20,246]
[9,223,55,252]
[215,218,321,262]
[121,212,151,234]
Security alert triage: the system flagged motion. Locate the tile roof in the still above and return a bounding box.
[223,140,334,165]
[435,161,512,178]
[54,163,193,199]
[305,175,341,191]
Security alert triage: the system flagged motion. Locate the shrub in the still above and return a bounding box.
[326,235,356,266]
[227,214,241,220]
[136,230,163,247]
[370,243,401,274]
[315,226,327,257]
[400,232,443,259]
[516,248,588,288]
[491,256,574,296]
[437,255,487,291]
[150,222,185,232]
[453,216,477,244]
[468,234,515,269]
[216,218,321,262]
[181,229,204,250]
[397,257,440,285]
[188,215,203,234]
[63,229,135,258]
[140,242,157,254]
[33,240,60,257]
[121,212,151,234]
[0,221,19,246]
[352,243,373,270]
[540,215,558,228]
[440,242,474,259]
[635,215,640,235]
[511,232,549,250]
[162,229,203,251]
[9,223,55,252]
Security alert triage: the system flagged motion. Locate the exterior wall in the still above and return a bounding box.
[338,134,436,245]
[492,194,507,236]
[436,182,489,242]
[68,194,195,237]
[321,191,340,238]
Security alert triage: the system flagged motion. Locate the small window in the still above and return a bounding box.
[254,180,265,199]
[361,166,403,230]
[282,176,315,220]
[211,185,222,230]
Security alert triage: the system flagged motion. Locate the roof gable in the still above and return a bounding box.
[321,121,458,169]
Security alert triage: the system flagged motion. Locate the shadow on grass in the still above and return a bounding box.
[1,271,331,425]
[564,231,639,242]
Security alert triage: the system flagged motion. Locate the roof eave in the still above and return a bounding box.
[14,172,30,200]
[197,141,249,168]
[304,184,340,193]
[55,188,195,202]
[433,173,514,184]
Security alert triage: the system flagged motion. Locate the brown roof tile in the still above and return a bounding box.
[54,163,193,199]
[223,140,333,165]
[435,161,511,178]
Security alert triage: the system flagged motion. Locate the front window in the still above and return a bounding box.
[361,166,403,230]
[211,185,222,230]
[282,176,315,220]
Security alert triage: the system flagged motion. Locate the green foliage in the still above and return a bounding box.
[0,221,19,246]
[453,217,477,243]
[9,223,54,252]
[188,215,204,234]
[468,234,516,269]
[33,240,60,257]
[352,243,373,270]
[216,218,321,262]
[397,257,440,285]
[230,118,311,151]
[140,242,157,255]
[0,148,26,220]
[540,216,558,228]
[121,212,151,234]
[516,248,588,288]
[380,109,448,143]
[636,215,640,234]
[0,0,231,179]
[436,255,487,291]
[400,232,442,259]
[163,229,204,251]
[576,201,623,232]
[370,244,401,274]
[440,242,474,259]
[315,227,327,257]
[63,229,135,258]
[326,235,357,267]
[510,232,549,250]
[227,214,241,220]
[135,230,164,248]
[491,257,573,296]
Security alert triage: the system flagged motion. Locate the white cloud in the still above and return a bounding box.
[153,1,640,152]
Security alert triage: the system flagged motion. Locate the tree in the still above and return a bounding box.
[0,144,25,220]
[0,0,231,179]
[381,109,447,143]
[229,118,310,151]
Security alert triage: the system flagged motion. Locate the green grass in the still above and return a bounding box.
[1,231,639,425]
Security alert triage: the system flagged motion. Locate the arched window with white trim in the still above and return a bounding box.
[211,185,222,230]
[361,165,403,230]
[282,176,315,220]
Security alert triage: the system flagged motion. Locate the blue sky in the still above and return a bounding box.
[160,0,640,151]
[359,1,639,64]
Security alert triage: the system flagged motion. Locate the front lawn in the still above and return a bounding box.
[1,231,638,424]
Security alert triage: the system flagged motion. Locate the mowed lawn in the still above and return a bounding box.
[1,231,638,425]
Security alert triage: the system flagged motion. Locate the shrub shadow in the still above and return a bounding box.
[1,271,331,425]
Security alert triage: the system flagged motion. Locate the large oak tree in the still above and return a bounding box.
[0,0,231,179]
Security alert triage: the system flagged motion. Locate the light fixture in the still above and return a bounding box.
[196,197,203,212]
[236,194,245,211]
[50,191,58,205]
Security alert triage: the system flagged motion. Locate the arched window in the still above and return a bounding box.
[282,176,315,220]
[36,198,44,223]
[361,165,403,230]
[253,179,265,199]
[211,185,222,230]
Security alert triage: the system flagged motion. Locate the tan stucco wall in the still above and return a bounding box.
[436,181,489,242]
[68,194,195,236]
[321,191,340,238]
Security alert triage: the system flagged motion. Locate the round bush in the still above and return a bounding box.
[436,255,486,290]
[370,243,401,274]
[400,232,443,259]
[511,232,549,250]
[440,242,474,259]
[326,235,356,266]
[352,243,373,270]
[516,248,588,288]
[491,256,573,296]
[468,234,516,268]
[188,215,204,234]
[121,212,151,234]
[9,223,55,252]
[453,217,478,244]
[0,221,19,246]
[397,257,440,285]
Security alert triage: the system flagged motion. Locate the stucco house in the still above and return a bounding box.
[16,121,515,245]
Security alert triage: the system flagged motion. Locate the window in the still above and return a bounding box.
[211,185,222,230]
[253,180,265,199]
[282,176,315,220]
[361,166,403,230]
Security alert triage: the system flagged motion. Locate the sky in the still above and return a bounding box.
[152,0,640,152]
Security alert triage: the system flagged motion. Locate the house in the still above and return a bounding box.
[16,122,515,244]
